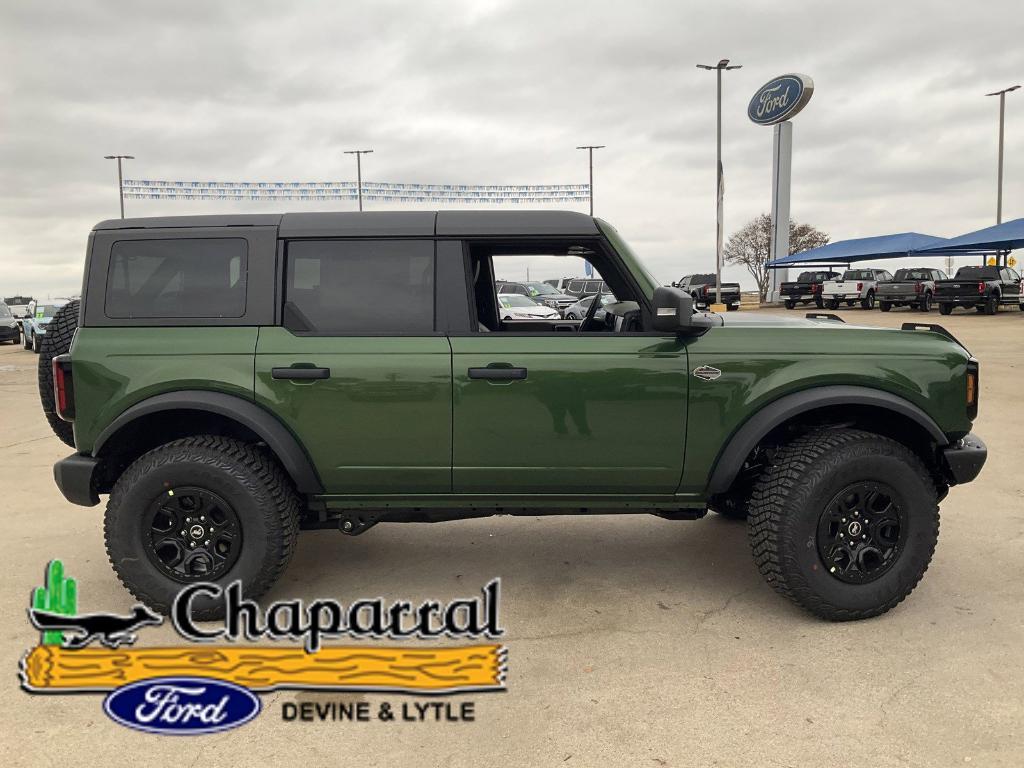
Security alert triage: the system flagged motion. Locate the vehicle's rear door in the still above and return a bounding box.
[254,238,452,494]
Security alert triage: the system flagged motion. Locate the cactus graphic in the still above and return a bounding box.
[31,560,77,645]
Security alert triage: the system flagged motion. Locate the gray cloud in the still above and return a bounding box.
[1,0,1021,297]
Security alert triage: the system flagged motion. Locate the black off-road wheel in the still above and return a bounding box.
[37,300,79,448]
[784,300,796,310]
[983,294,998,315]
[939,303,953,315]
[748,428,939,621]
[105,436,301,619]
[879,301,891,312]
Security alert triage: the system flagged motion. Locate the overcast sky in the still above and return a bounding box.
[1,0,1021,297]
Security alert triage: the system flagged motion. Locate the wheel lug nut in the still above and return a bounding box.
[200,516,205,521]
[204,540,210,545]
[180,530,185,535]
[186,517,191,522]
[189,542,195,548]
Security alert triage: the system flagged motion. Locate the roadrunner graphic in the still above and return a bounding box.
[28,605,163,649]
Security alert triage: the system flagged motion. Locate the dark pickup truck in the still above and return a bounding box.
[877,268,947,312]
[935,265,1022,315]
[673,273,741,311]
[780,270,839,309]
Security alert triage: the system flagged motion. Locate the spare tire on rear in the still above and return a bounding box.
[38,300,79,448]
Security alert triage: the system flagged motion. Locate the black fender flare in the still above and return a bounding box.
[706,385,948,495]
[93,390,324,494]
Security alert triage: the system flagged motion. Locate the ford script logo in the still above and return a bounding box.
[748,74,814,126]
[103,676,261,735]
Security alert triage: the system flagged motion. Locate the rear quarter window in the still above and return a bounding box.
[105,238,247,318]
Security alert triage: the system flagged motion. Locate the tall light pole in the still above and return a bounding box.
[697,59,741,306]
[103,154,135,218]
[986,85,1019,228]
[576,145,605,216]
[344,149,373,211]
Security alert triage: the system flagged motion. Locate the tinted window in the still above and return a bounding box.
[106,238,247,318]
[286,240,434,334]
[955,266,999,279]
[843,270,873,280]
[568,280,585,294]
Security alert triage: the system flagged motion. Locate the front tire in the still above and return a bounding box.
[105,436,301,619]
[748,428,939,621]
[984,293,998,315]
[23,331,32,350]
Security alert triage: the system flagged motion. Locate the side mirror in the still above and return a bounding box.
[652,287,721,335]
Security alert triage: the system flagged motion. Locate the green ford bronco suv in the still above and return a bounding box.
[42,211,986,621]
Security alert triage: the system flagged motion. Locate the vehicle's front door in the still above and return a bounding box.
[450,334,689,495]
[1001,268,1021,304]
[255,239,452,494]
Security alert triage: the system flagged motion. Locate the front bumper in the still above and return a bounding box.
[941,432,987,485]
[53,453,100,506]
[0,326,19,341]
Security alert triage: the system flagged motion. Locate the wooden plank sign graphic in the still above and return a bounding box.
[22,644,507,694]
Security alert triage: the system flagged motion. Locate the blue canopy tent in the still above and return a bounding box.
[766,232,950,268]
[918,218,1024,265]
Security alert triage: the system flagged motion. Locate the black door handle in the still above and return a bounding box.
[272,366,331,380]
[468,366,527,381]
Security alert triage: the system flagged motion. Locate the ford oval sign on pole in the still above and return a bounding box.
[747,74,814,125]
[749,73,814,302]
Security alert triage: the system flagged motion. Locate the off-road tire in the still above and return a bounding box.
[939,303,953,315]
[105,436,301,619]
[37,300,79,447]
[748,428,939,621]
[879,301,891,312]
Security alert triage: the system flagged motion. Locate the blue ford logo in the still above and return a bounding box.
[103,676,260,735]
[748,74,814,125]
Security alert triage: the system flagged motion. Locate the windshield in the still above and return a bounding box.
[955,266,998,279]
[523,282,559,296]
[595,219,659,299]
[499,294,541,308]
[36,304,63,317]
[894,269,931,281]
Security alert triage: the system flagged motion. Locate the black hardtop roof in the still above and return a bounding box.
[93,210,600,237]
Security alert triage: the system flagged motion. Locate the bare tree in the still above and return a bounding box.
[724,213,830,301]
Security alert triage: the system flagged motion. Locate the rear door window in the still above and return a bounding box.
[285,240,434,334]
[105,238,247,318]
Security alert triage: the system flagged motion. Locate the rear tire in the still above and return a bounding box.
[784,300,796,310]
[748,428,939,620]
[919,292,932,312]
[879,301,891,312]
[984,294,998,315]
[939,303,953,315]
[828,299,840,310]
[861,291,875,309]
[104,436,301,619]
[37,300,79,448]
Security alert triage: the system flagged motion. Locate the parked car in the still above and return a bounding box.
[46,210,985,623]
[877,268,947,312]
[822,268,894,309]
[497,293,560,320]
[23,300,70,352]
[780,271,839,309]
[935,265,1023,315]
[544,277,610,297]
[563,292,617,321]
[495,280,577,314]
[0,302,21,344]
[672,274,741,311]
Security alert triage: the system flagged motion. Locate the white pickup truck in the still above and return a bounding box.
[822,268,894,310]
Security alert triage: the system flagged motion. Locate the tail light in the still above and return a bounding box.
[978,282,985,294]
[52,354,75,421]
[701,286,708,297]
[914,282,923,294]
[812,283,821,293]
[857,282,863,291]
[966,359,979,419]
